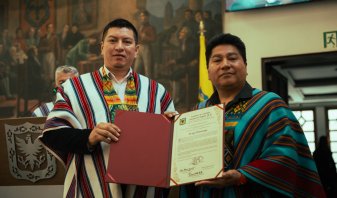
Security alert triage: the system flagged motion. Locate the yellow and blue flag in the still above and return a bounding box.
[198,31,214,101]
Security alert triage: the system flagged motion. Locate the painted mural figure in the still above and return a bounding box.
[25,46,44,100]
[0,60,12,99]
[180,9,198,39]
[134,10,157,77]
[168,26,198,108]
[58,24,70,65]
[202,10,217,40]
[1,29,12,51]
[25,27,40,49]
[38,23,60,85]
[65,35,98,66]
[8,44,27,95]
[72,0,91,26]
[64,24,84,50]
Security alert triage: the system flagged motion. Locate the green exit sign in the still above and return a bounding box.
[323,31,337,48]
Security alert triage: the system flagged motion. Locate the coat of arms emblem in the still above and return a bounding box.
[5,122,56,183]
[24,0,50,28]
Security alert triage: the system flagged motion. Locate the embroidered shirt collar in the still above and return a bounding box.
[103,66,133,84]
[209,82,254,109]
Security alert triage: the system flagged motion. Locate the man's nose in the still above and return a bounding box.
[220,59,230,68]
[115,40,124,50]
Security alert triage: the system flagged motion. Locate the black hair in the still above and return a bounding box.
[317,136,329,150]
[101,18,138,44]
[206,33,247,66]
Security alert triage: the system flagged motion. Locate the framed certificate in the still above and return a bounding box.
[105,104,224,188]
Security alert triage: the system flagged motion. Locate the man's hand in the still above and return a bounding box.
[88,122,121,146]
[164,111,177,119]
[195,169,242,188]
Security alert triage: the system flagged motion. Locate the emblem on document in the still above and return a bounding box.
[4,123,57,183]
[179,118,186,125]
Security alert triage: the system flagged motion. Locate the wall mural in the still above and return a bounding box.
[0,0,222,118]
[69,0,98,30]
[20,0,56,33]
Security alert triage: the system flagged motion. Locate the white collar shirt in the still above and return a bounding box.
[103,66,133,102]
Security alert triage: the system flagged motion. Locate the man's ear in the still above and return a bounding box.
[208,68,211,80]
[245,64,248,76]
[134,44,140,58]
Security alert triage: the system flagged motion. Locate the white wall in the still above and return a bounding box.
[223,1,337,139]
[223,1,337,89]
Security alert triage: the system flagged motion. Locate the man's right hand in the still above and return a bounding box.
[164,111,177,119]
[88,122,121,146]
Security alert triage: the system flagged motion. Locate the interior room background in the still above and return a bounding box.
[0,0,223,118]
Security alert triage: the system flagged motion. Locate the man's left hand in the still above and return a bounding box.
[195,169,241,188]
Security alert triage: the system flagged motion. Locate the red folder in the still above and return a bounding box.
[105,110,173,188]
[105,107,224,188]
